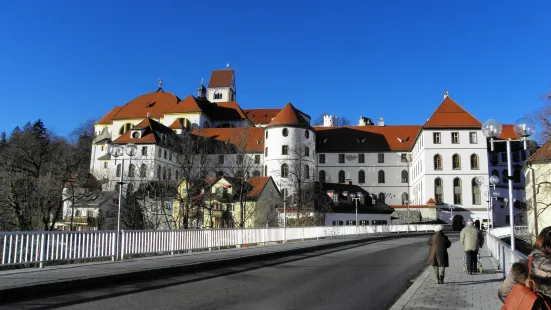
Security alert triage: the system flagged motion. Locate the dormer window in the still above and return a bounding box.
[119,123,132,135]
[131,131,141,139]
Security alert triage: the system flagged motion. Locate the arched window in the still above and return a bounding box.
[401,170,408,183]
[452,154,461,170]
[358,170,365,183]
[472,178,481,205]
[140,164,147,178]
[319,170,326,182]
[178,118,191,131]
[265,131,268,139]
[378,192,386,203]
[492,169,499,177]
[75,210,81,217]
[470,154,479,170]
[157,165,161,179]
[253,170,261,177]
[514,168,521,183]
[453,178,462,204]
[168,168,172,180]
[305,130,309,139]
[162,166,167,180]
[435,178,443,203]
[378,170,385,183]
[282,128,289,137]
[116,164,121,177]
[402,193,409,205]
[304,165,310,179]
[503,169,508,183]
[338,170,345,183]
[264,165,268,177]
[119,123,132,135]
[281,164,289,178]
[126,183,134,197]
[434,154,442,170]
[128,164,136,177]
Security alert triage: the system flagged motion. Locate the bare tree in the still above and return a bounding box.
[531,87,551,144]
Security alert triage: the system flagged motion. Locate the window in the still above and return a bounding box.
[214,91,222,100]
[237,154,244,164]
[433,132,441,144]
[119,123,132,135]
[358,170,365,183]
[281,164,289,178]
[164,150,167,159]
[304,165,309,179]
[339,154,345,163]
[470,154,479,170]
[378,193,386,203]
[492,169,499,177]
[265,147,268,157]
[451,132,459,144]
[103,162,108,169]
[304,146,310,157]
[255,155,260,164]
[116,164,121,177]
[435,178,443,203]
[490,152,498,165]
[402,193,409,205]
[503,169,508,183]
[265,131,268,139]
[218,155,224,164]
[158,148,161,158]
[253,170,261,177]
[372,220,388,225]
[378,153,384,163]
[176,170,179,180]
[162,166,167,180]
[305,130,309,139]
[378,170,385,183]
[453,178,462,205]
[434,154,442,170]
[401,170,408,183]
[514,168,521,183]
[469,132,477,144]
[319,154,325,163]
[338,170,345,183]
[512,151,520,162]
[169,152,172,161]
[282,128,289,137]
[401,154,407,163]
[203,121,210,128]
[346,220,356,226]
[141,146,147,156]
[360,220,369,225]
[472,178,481,205]
[282,145,289,155]
[168,168,172,180]
[319,170,326,182]
[140,164,147,178]
[501,153,507,162]
[452,154,461,169]
[264,165,267,176]
[332,220,344,226]
[358,154,365,163]
[157,165,161,179]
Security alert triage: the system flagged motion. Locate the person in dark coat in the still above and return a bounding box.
[428,225,451,284]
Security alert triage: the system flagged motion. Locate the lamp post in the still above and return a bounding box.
[107,143,137,260]
[477,176,498,231]
[351,192,361,234]
[482,117,536,252]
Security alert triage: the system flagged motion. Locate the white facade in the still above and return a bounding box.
[324,213,390,226]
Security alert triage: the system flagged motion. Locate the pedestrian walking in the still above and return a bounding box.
[499,226,551,308]
[428,225,451,284]
[460,219,484,274]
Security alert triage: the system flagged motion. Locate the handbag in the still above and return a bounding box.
[502,256,551,310]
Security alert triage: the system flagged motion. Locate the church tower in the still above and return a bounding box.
[207,67,236,102]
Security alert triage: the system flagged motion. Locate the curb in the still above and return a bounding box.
[0,232,431,304]
[389,266,431,310]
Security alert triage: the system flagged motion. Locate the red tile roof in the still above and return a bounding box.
[164,95,203,114]
[423,96,481,129]
[214,102,248,120]
[192,127,265,152]
[208,69,234,88]
[267,102,311,128]
[247,177,271,198]
[113,118,174,144]
[96,107,122,125]
[526,138,551,163]
[244,109,281,125]
[315,125,421,151]
[110,92,180,120]
[497,124,521,140]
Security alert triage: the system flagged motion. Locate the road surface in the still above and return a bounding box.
[6,236,443,310]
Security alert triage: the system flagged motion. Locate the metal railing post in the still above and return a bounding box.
[39,233,45,268]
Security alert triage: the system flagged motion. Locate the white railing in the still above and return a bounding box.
[486,231,528,277]
[1,224,446,268]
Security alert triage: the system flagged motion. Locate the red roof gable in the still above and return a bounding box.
[164,95,203,114]
[423,96,481,129]
[110,92,180,120]
[192,127,265,153]
[526,138,551,163]
[244,109,281,125]
[247,177,271,198]
[267,102,311,128]
[112,118,173,144]
[208,69,234,88]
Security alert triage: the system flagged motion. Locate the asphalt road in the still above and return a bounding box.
[7,236,437,310]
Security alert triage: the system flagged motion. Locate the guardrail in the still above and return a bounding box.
[486,231,528,277]
[1,224,447,268]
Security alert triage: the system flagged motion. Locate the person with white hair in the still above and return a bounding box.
[460,219,484,274]
[427,225,451,284]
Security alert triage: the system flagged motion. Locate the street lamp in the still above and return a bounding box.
[482,117,535,252]
[107,143,137,260]
[350,192,362,234]
[477,176,498,231]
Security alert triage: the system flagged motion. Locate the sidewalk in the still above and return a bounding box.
[390,240,504,310]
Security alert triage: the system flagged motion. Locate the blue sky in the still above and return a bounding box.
[0,0,550,136]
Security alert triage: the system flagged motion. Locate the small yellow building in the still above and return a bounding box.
[524,138,551,240]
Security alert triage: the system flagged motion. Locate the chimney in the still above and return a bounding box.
[444,90,449,99]
[358,117,373,126]
[378,117,385,127]
[323,115,338,127]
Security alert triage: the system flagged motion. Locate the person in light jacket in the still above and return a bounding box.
[498,226,551,305]
[460,219,484,274]
[428,225,451,284]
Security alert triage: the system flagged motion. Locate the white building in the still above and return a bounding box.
[90,68,531,229]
